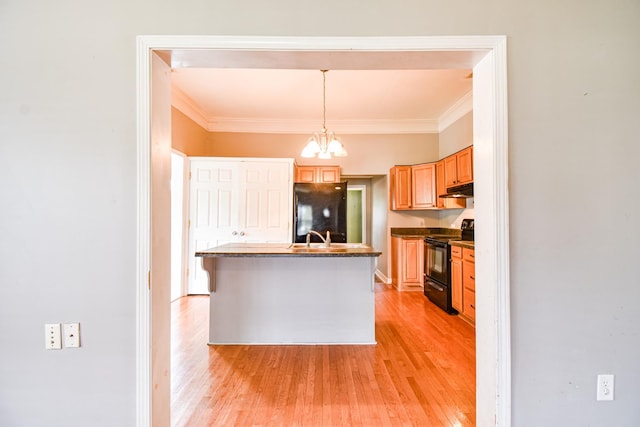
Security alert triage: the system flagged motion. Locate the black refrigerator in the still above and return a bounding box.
[293,182,347,243]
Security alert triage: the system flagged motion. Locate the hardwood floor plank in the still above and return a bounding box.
[171,283,475,426]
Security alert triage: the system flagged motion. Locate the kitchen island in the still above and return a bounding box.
[195,243,382,345]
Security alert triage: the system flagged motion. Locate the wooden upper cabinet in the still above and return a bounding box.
[411,163,436,209]
[436,160,466,209]
[390,147,472,211]
[389,166,412,210]
[456,146,473,185]
[444,146,473,188]
[436,160,447,208]
[295,165,341,183]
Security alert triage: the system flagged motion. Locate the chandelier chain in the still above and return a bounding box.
[322,69,327,131]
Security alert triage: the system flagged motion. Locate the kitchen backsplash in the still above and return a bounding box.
[441,203,475,229]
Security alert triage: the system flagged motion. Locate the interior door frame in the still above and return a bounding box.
[136,35,510,427]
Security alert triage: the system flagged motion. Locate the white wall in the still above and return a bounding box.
[439,111,475,227]
[1,1,639,427]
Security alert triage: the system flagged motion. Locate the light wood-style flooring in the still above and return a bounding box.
[171,282,475,426]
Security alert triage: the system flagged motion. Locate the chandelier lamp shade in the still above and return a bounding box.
[301,70,348,159]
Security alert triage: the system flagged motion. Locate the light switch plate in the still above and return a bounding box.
[63,323,80,348]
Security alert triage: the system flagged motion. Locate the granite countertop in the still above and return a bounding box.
[195,242,382,258]
[449,240,475,249]
[390,227,462,238]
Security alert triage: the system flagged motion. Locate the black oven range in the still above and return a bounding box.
[423,219,474,314]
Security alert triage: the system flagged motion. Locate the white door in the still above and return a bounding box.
[188,158,240,294]
[187,158,293,294]
[170,152,187,301]
[238,160,292,242]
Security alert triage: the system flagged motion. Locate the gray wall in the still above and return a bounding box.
[1,1,639,427]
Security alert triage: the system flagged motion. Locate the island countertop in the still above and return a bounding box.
[195,242,382,258]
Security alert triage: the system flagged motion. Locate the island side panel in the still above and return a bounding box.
[208,256,376,344]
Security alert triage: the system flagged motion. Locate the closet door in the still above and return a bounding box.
[187,158,293,294]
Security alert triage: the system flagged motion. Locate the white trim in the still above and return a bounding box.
[136,35,510,427]
[202,117,441,134]
[170,150,189,300]
[493,37,511,426]
[171,87,209,130]
[171,86,443,134]
[135,36,151,427]
[438,91,473,132]
[471,37,511,426]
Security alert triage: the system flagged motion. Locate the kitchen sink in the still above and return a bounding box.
[287,243,369,251]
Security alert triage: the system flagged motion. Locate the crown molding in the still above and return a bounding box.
[198,117,440,134]
[171,87,209,129]
[438,91,473,132]
[171,87,456,135]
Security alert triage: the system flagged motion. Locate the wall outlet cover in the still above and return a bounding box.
[63,323,80,348]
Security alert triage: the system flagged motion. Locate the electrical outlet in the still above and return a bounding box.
[45,324,62,350]
[597,374,614,401]
[63,323,80,348]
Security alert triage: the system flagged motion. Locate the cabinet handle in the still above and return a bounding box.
[239,231,245,236]
[470,304,475,309]
[470,275,475,280]
[232,231,238,236]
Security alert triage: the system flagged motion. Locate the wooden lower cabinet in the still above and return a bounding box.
[391,236,424,291]
[451,245,475,325]
[451,246,464,311]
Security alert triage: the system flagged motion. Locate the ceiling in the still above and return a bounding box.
[168,51,474,135]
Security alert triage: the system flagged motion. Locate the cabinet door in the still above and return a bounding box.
[390,166,412,210]
[318,166,340,183]
[411,163,436,209]
[456,146,473,185]
[295,166,316,183]
[401,238,424,285]
[391,236,400,288]
[444,155,458,187]
[462,248,475,324]
[451,254,463,311]
[436,160,446,208]
[295,165,340,183]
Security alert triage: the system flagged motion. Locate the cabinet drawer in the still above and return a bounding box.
[463,288,476,321]
[463,248,475,262]
[451,245,463,258]
[463,260,475,291]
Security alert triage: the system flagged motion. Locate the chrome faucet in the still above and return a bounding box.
[306,230,331,247]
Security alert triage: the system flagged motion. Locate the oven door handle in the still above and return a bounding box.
[426,280,445,292]
[425,239,448,249]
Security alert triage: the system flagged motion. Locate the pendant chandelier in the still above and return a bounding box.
[301,70,347,159]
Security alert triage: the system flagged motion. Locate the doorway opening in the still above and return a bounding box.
[137,35,510,427]
[170,151,187,301]
[347,185,367,244]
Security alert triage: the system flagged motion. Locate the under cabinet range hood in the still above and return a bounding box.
[440,182,474,198]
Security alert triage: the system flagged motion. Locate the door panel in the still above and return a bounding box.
[188,159,293,293]
[188,159,239,294]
